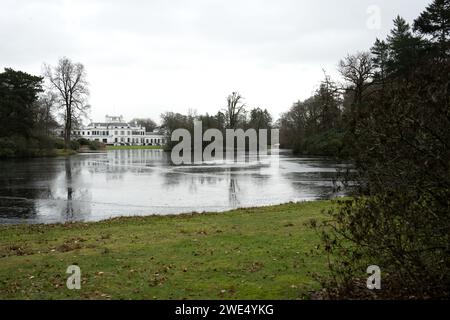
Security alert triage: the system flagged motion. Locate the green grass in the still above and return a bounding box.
[0,201,334,300]
[106,145,162,150]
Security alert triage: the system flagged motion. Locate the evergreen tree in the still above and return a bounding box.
[0,68,43,138]
[371,38,390,83]
[414,0,450,42]
[248,108,272,130]
[414,0,450,55]
[386,16,423,76]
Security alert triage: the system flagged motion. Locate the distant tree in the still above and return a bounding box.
[414,0,450,50]
[129,118,157,132]
[215,111,227,132]
[316,74,342,130]
[247,108,272,130]
[197,112,226,133]
[160,112,193,150]
[35,92,59,136]
[338,52,374,110]
[224,92,246,129]
[279,75,343,155]
[44,57,90,149]
[279,100,310,152]
[0,68,43,138]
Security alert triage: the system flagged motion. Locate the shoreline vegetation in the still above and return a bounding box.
[105,145,162,151]
[56,144,163,155]
[0,141,164,159]
[0,201,333,300]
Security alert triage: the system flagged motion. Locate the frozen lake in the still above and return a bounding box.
[0,149,349,224]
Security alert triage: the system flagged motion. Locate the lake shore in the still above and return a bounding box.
[56,145,163,155]
[106,145,163,150]
[0,200,334,300]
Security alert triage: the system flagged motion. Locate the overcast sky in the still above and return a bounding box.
[1,0,431,124]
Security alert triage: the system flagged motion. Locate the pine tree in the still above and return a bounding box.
[371,38,390,83]
[414,0,450,55]
[0,68,43,138]
[386,16,423,76]
[414,0,450,43]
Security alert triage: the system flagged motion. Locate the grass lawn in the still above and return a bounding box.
[106,145,162,150]
[0,201,334,300]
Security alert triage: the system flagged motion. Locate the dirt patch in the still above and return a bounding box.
[54,237,91,253]
[246,262,264,273]
[0,245,33,257]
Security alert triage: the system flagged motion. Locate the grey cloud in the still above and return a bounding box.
[0,0,432,122]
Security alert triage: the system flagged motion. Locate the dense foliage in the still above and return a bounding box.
[0,60,95,157]
[315,0,450,299]
[0,68,60,157]
[160,100,273,151]
[279,76,345,156]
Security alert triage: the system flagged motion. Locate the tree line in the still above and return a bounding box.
[0,57,92,156]
[160,92,273,150]
[0,58,275,157]
[311,0,450,299]
[0,58,165,157]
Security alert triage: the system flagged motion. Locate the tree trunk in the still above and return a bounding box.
[65,105,72,150]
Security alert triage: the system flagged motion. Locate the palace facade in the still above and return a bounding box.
[58,115,166,146]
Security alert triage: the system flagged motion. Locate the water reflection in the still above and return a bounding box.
[0,150,349,224]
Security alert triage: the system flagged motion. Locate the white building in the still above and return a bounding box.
[58,115,166,146]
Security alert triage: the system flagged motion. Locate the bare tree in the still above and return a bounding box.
[44,57,90,149]
[129,118,157,132]
[338,52,374,109]
[35,91,59,136]
[224,92,246,129]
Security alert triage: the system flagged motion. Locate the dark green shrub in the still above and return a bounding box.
[69,140,80,151]
[295,129,346,156]
[53,138,65,150]
[0,137,16,158]
[77,138,90,146]
[88,140,101,150]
